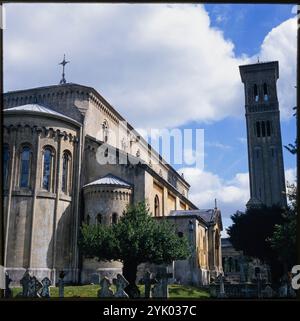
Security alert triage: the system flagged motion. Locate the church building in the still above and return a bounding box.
[3,64,223,286]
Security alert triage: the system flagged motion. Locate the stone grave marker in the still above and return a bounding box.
[139,271,157,299]
[262,285,274,298]
[58,270,66,298]
[5,272,12,298]
[217,274,227,298]
[155,266,172,298]
[20,270,31,297]
[98,276,114,298]
[40,277,52,298]
[113,274,129,298]
[151,278,164,298]
[91,273,100,285]
[28,276,42,297]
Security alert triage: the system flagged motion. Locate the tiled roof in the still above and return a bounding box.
[84,174,132,188]
[169,209,217,223]
[4,104,77,123]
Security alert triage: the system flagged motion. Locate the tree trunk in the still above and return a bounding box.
[122,260,140,298]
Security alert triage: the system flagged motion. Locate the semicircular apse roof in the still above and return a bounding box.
[4,104,79,125]
[84,174,132,188]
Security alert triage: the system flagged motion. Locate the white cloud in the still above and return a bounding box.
[206,141,231,150]
[237,137,247,144]
[285,167,297,185]
[179,167,296,233]
[4,4,296,128]
[178,167,249,214]
[258,17,297,119]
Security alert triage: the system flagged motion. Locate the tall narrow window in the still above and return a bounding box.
[97,214,102,225]
[154,195,160,217]
[112,213,118,224]
[256,122,261,138]
[261,121,266,137]
[42,147,54,191]
[266,121,271,137]
[263,83,269,101]
[3,145,10,189]
[254,84,259,102]
[20,146,31,188]
[62,151,71,193]
[102,120,109,143]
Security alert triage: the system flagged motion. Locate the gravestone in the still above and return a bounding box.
[5,272,12,298]
[28,276,42,297]
[58,270,66,298]
[139,271,157,299]
[217,274,227,298]
[155,266,172,298]
[20,270,31,297]
[113,274,129,298]
[40,277,52,298]
[151,278,164,298]
[91,273,100,285]
[98,277,114,298]
[278,283,288,297]
[262,285,274,298]
[288,286,297,298]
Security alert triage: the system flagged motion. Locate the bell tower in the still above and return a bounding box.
[239,61,287,208]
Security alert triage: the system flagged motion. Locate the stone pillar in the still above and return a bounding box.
[70,136,81,283]
[175,196,180,210]
[51,132,63,284]
[4,127,17,267]
[163,187,168,215]
[29,129,42,268]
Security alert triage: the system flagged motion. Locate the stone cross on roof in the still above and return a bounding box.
[59,54,70,84]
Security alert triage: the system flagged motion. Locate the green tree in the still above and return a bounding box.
[269,184,297,271]
[79,202,190,298]
[227,205,286,282]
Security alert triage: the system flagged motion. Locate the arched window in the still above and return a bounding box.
[62,151,72,193]
[20,146,31,188]
[266,121,271,137]
[261,121,266,137]
[228,257,233,272]
[102,120,109,143]
[271,147,275,158]
[235,259,240,272]
[42,147,54,191]
[254,84,259,102]
[154,195,160,217]
[256,122,261,138]
[97,213,102,225]
[3,144,10,189]
[263,83,269,101]
[112,213,118,224]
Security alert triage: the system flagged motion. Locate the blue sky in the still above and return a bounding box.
[3,3,297,233]
[206,4,295,56]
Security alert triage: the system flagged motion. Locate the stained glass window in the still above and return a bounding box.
[43,148,53,190]
[20,146,31,188]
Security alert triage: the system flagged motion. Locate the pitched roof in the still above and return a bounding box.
[83,174,132,188]
[169,208,222,229]
[221,238,232,248]
[4,104,79,125]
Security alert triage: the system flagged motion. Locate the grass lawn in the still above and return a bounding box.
[12,284,210,299]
